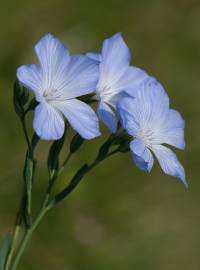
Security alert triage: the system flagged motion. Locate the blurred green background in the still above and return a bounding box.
[0,0,200,269]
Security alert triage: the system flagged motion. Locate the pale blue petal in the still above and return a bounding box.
[97,33,131,89]
[108,90,131,107]
[131,77,185,149]
[159,109,185,149]
[130,139,154,172]
[33,34,99,99]
[33,102,65,140]
[34,33,70,93]
[152,145,188,187]
[117,95,139,137]
[86,52,102,62]
[98,102,117,133]
[17,64,42,99]
[118,77,170,136]
[52,99,101,139]
[115,66,148,94]
[133,77,170,126]
[59,55,99,99]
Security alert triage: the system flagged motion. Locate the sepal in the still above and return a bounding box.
[97,130,131,161]
[26,98,39,112]
[78,94,95,104]
[13,79,29,117]
[118,140,131,152]
[112,130,132,152]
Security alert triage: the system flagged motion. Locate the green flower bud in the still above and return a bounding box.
[13,79,29,117]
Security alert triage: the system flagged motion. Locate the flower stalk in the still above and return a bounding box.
[0,32,187,270]
[5,134,120,270]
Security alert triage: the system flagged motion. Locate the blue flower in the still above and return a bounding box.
[117,77,187,187]
[17,33,101,140]
[87,33,148,133]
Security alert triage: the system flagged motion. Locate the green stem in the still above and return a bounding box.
[21,114,32,221]
[11,149,73,268]
[47,152,73,198]
[87,148,119,172]
[58,152,72,176]
[10,202,49,270]
[27,191,31,216]
[5,115,37,269]
[48,148,120,209]
[21,116,31,152]
[8,145,119,269]
[4,226,20,270]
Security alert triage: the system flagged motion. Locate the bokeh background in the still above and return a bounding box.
[0,0,200,269]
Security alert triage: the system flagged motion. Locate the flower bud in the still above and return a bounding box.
[13,79,29,117]
[70,134,84,153]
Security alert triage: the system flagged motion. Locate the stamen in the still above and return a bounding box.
[139,129,155,148]
[43,88,63,102]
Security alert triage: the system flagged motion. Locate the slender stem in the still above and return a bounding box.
[58,152,72,176]
[4,226,20,270]
[21,114,32,218]
[87,149,119,171]
[4,185,27,270]
[46,152,73,198]
[48,148,120,209]
[47,152,72,196]
[27,191,31,216]
[8,143,119,269]
[4,113,37,270]
[9,170,52,270]
[21,116,31,151]
[10,200,49,270]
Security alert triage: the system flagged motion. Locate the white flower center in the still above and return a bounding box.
[96,85,114,102]
[139,129,155,148]
[43,89,62,102]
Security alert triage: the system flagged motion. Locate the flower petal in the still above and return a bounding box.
[53,99,100,139]
[130,139,154,172]
[35,34,99,99]
[17,64,42,99]
[97,33,131,90]
[59,54,99,99]
[86,52,102,62]
[98,101,117,133]
[117,95,139,136]
[115,66,148,95]
[117,77,170,137]
[152,144,188,187]
[33,102,65,140]
[159,109,185,149]
[134,77,170,126]
[35,33,70,94]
